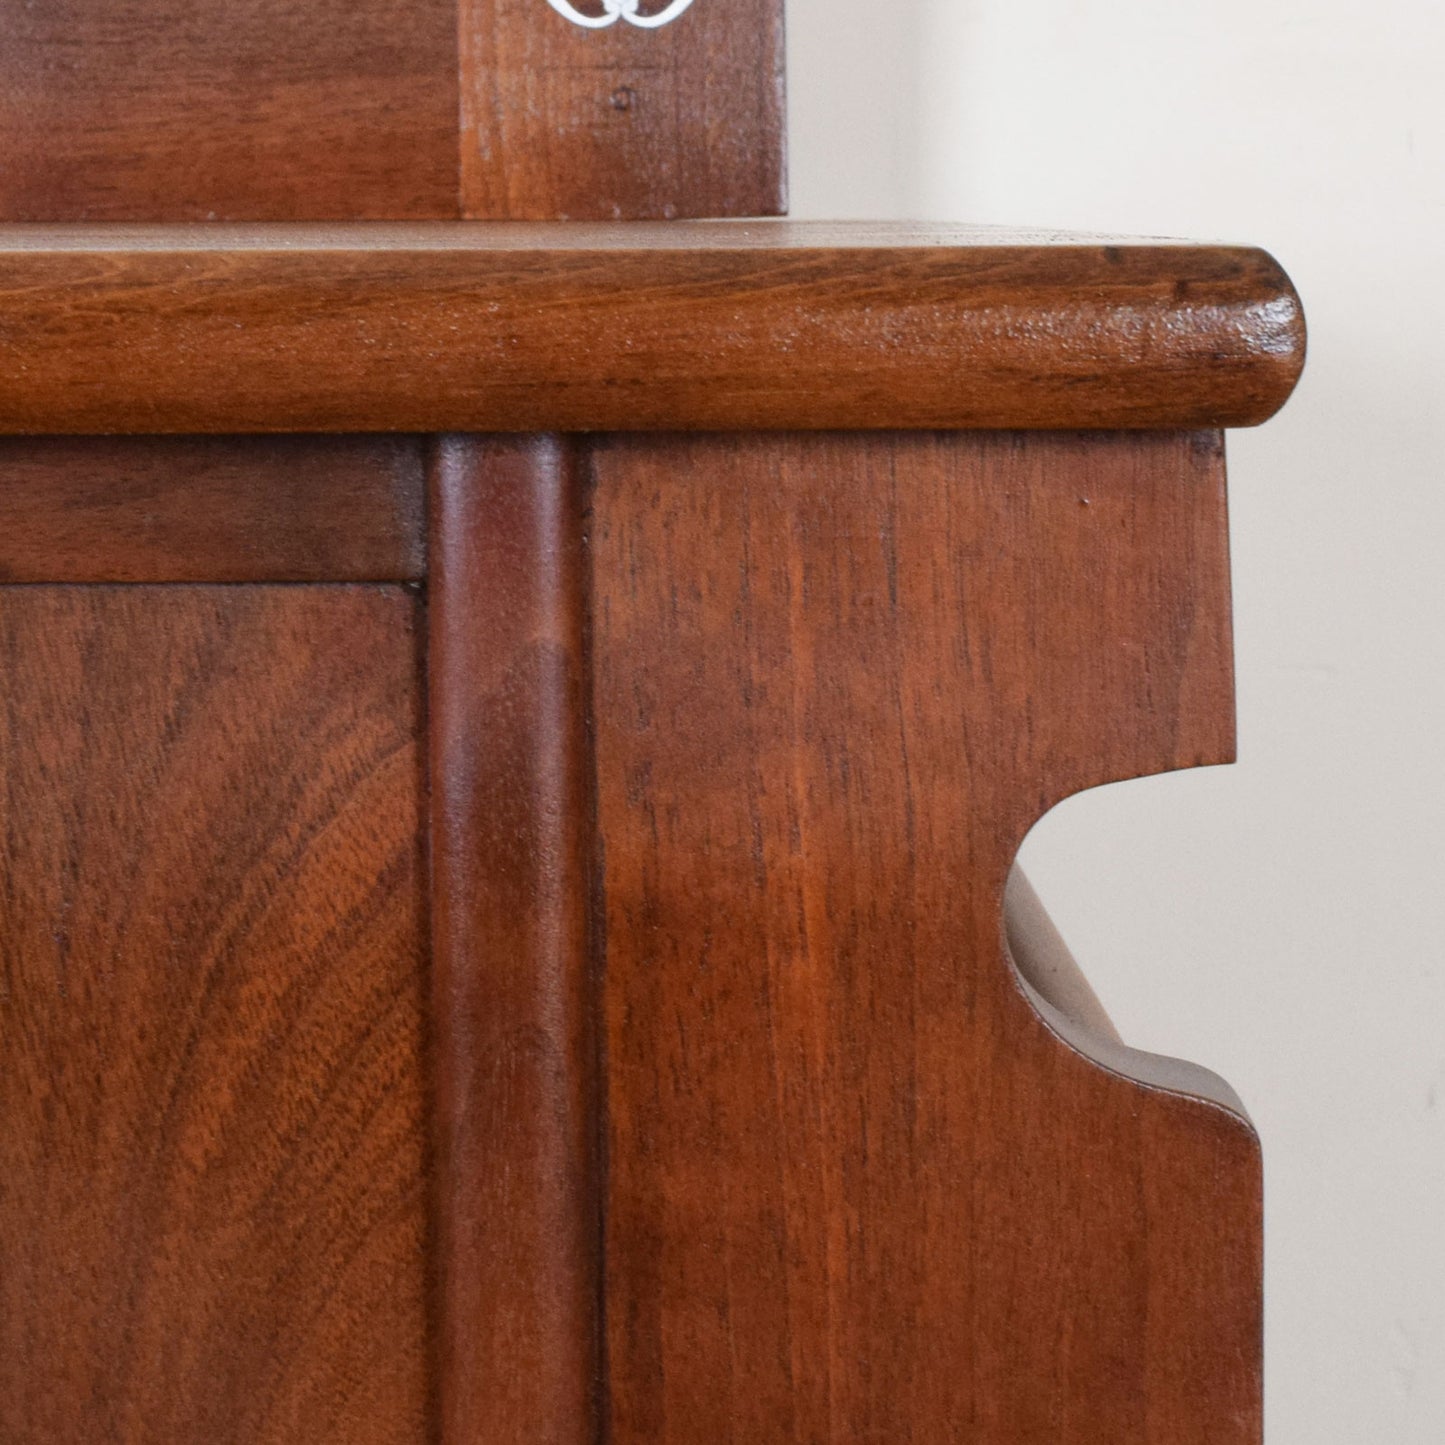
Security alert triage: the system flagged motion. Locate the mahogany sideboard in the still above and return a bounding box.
[0,4,1305,1443]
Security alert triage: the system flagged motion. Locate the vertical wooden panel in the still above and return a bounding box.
[0,586,431,1442]
[0,0,459,220]
[590,432,1260,1444]
[460,0,787,219]
[428,436,600,1445]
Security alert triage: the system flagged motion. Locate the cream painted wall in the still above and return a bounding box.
[788,1,1445,1437]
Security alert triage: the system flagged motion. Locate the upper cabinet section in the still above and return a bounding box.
[0,0,786,221]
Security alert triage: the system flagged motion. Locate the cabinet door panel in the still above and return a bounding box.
[0,585,432,1443]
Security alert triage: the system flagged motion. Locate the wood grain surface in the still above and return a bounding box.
[0,0,784,223]
[427,437,600,1445]
[0,436,425,582]
[460,0,786,219]
[0,585,432,1442]
[0,225,1306,434]
[0,430,1268,1441]
[0,0,459,221]
[589,430,1261,1443]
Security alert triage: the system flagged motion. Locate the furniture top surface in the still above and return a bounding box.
[0,220,1251,252]
[0,222,1305,434]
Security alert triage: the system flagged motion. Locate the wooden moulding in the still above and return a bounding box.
[426,436,599,1445]
[0,223,1305,435]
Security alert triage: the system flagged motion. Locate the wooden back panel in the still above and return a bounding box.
[0,0,785,220]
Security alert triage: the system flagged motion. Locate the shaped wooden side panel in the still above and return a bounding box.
[0,586,432,1442]
[588,431,1259,1444]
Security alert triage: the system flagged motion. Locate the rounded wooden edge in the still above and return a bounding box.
[0,227,1306,435]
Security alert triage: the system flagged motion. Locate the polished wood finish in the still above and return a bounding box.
[0,0,785,224]
[427,437,599,1445]
[0,0,459,221]
[0,585,432,1442]
[0,224,1305,434]
[590,430,1260,1443]
[461,0,785,220]
[0,436,425,582]
[0,432,1271,1443]
[0,1,1300,1438]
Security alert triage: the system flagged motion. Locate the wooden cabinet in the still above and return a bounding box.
[0,5,1303,1442]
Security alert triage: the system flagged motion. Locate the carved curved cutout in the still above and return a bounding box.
[1003,860,1252,1125]
[1005,864,1123,1043]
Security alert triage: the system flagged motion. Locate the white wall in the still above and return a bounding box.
[789,2,1445,1438]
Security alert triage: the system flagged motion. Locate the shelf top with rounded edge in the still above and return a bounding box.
[0,221,1305,434]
